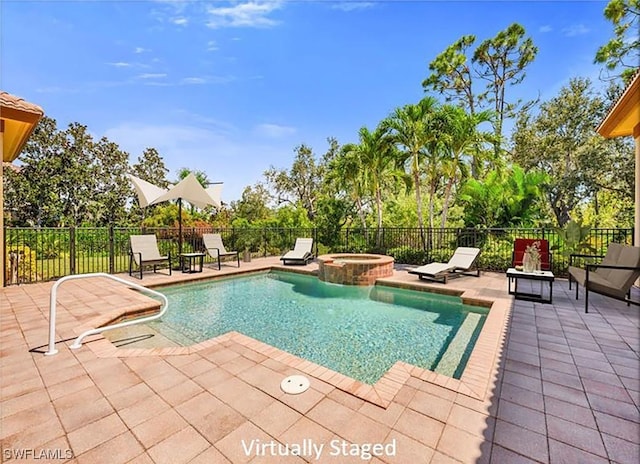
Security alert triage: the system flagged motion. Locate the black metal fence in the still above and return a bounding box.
[3,226,634,285]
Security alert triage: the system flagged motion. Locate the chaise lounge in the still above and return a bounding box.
[408,247,481,283]
[568,242,640,313]
[280,238,314,265]
[129,234,172,279]
[203,233,240,270]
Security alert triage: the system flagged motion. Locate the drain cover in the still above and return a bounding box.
[281,375,310,394]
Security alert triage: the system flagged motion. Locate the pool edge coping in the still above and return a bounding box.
[77,267,511,409]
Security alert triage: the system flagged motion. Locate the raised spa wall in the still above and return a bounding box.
[316,253,394,286]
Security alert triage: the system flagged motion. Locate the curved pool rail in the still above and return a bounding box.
[45,273,168,356]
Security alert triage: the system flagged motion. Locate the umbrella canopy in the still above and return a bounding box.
[129,173,222,255]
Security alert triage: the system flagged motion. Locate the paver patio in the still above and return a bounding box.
[1,257,638,463]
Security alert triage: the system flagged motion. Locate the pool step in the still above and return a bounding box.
[435,313,483,377]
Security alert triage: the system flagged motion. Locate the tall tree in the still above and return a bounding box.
[472,23,538,161]
[595,0,640,83]
[325,146,369,230]
[131,148,169,188]
[342,125,400,240]
[4,116,65,226]
[264,144,324,221]
[93,137,131,225]
[438,106,494,228]
[423,24,537,176]
[57,123,98,226]
[511,77,630,226]
[231,184,272,223]
[383,97,439,240]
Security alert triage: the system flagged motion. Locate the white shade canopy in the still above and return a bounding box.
[129,173,222,209]
[128,174,167,208]
[150,173,221,209]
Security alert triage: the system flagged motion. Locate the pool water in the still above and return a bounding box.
[149,271,488,384]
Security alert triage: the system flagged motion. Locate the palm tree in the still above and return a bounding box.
[438,106,494,228]
[342,125,402,246]
[325,147,369,230]
[382,96,439,247]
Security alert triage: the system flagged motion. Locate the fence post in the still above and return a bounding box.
[69,227,76,275]
[109,226,115,274]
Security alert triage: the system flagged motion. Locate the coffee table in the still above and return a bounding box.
[506,268,555,304]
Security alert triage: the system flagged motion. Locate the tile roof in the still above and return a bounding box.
[0,90,44,115]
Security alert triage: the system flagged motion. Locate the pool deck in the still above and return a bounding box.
[1,257,638,463]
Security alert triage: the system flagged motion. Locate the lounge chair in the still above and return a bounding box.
[203,233,240,270]
[129,234,172,279]
[568,243,640,313]
[408,247,481,283]
[280,238,314,265]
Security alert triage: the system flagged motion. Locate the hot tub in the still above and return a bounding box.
[316,253,394,286]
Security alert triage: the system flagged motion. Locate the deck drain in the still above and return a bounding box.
[281,375,310,394]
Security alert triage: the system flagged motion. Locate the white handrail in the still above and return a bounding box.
[45,273,169,356]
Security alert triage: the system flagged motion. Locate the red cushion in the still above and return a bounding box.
[513,239,551,270]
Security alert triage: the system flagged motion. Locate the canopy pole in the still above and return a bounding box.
[178,198,183,256]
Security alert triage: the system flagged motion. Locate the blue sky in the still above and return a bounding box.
[2,0,612,201]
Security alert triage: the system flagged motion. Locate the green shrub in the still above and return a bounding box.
[388,247,428,265]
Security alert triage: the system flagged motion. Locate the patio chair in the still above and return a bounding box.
[203,233,240,270]
[129,234,172,279]
[512,238,552,271]
[568,243,640,313]
[408,247,481,283]
[280,238,314,265]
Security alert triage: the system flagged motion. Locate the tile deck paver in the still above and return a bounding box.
[0,257,638,463]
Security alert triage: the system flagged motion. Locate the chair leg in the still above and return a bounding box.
[575,281,579,300]
[218,254,221,270]
[568,275,572,290]
[140,263,143,280]
[237,253,240,267]
[585,288,589,313]
[129,255,133,277]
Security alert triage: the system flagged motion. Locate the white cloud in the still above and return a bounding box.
[562,24,589,37]
[206,1,283,29]
[134,47,150,54]
[136,73,167,79]
[539,25,552,33]
[207,40,219,51]
[331,2,375,12]
[181,77,207,85]
[172,16,189,26]
[254,123,296,138]
[107,62,132,68]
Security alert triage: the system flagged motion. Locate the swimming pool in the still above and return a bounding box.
[149,271,488,384]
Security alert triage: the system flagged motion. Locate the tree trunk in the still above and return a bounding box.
[414,168,426,250]
[355,198,367,231]
[375,187,383,248]
[441,179,454,229]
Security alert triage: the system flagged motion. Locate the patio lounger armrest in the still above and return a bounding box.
[569,253,605,266]
[206,247,221,257]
